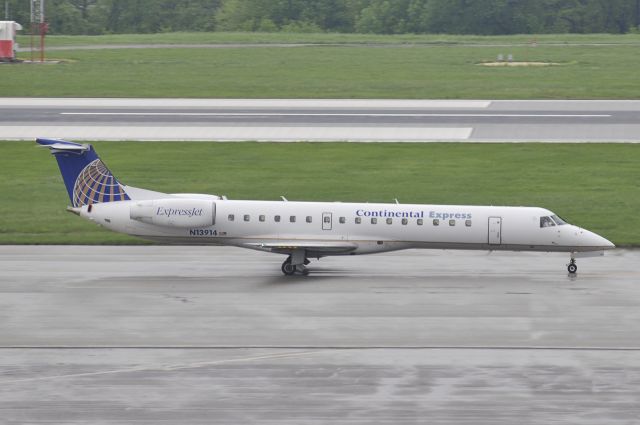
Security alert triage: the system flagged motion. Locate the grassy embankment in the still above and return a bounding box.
[3,33,640,98]
[0,142,637,245]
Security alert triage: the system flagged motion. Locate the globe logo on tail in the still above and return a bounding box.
[72,159,130,207]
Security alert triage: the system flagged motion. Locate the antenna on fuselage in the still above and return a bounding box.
[394,198,400,204]
[281,196,288,202]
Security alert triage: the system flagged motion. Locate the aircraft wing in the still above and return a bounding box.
[243,240,357,255]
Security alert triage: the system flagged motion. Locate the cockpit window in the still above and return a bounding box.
[551,215,567,225]
[540,216,555,228]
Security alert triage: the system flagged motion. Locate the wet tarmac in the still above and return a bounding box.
[1,246,639,423]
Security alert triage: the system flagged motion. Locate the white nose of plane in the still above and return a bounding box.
[577,226,615,250]
[590,231,615,249]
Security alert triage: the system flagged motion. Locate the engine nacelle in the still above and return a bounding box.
[130,199,215,228]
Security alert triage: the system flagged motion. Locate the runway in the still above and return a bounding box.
[1,246,639,423]
[2,98,640,142]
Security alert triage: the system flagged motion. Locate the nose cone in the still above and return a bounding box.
[584,229,615,250]
[565,225,615,251]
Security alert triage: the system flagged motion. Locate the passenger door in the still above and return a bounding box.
[488,217,502,245]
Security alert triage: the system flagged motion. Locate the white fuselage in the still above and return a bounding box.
[37,137,613,275]
[79,197,614,257]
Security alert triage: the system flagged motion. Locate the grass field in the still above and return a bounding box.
[16,32,640,47]
[0,142,637,246]
[2,34,640,98]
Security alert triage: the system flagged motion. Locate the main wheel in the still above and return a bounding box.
[281,259,296,276]
[568,263,577,274]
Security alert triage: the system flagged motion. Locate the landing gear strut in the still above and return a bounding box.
[281,253,310,276]
[567,258,577,274]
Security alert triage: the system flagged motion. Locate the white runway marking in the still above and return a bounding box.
[60,112,612,118]
[0,126,473,141]
[1,350,319,384]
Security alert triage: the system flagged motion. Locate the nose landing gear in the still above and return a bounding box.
[567,258,577,274]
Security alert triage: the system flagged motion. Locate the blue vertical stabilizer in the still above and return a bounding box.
[37,138,130,207]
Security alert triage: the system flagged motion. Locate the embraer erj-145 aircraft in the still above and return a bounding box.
[38,138,614,276]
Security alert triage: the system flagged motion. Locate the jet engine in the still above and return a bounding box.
[130,199,215,228]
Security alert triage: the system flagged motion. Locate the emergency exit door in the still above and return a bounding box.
[488,217,502,245]
[322,212,332,230]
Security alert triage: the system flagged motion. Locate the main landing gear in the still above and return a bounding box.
[567,258,578,274]
[281,253,310,276]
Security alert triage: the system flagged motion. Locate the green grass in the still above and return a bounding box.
[16,32,640,47]
[0,141,637,245]
[3,42,640,98]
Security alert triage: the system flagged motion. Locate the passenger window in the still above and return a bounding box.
[244,214,250,222]
[259,215,265,222]
[339,217,346,224]
[540,216,555,228]
[401,218,408,225]
[371,217,377,224]
[465,220,472,227]
[449,219,455,226]
[386,218,393,225]
[306,216,313,223]
[417,219,423,226]
[228,214,235,221]
[290,216,296,223]
[355,217,362,224]
[433,219,439,226]
[274,215,281,223]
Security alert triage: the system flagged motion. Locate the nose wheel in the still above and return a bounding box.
[567,258,577,274]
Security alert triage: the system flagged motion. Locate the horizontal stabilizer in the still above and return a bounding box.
[36,138,89,151]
